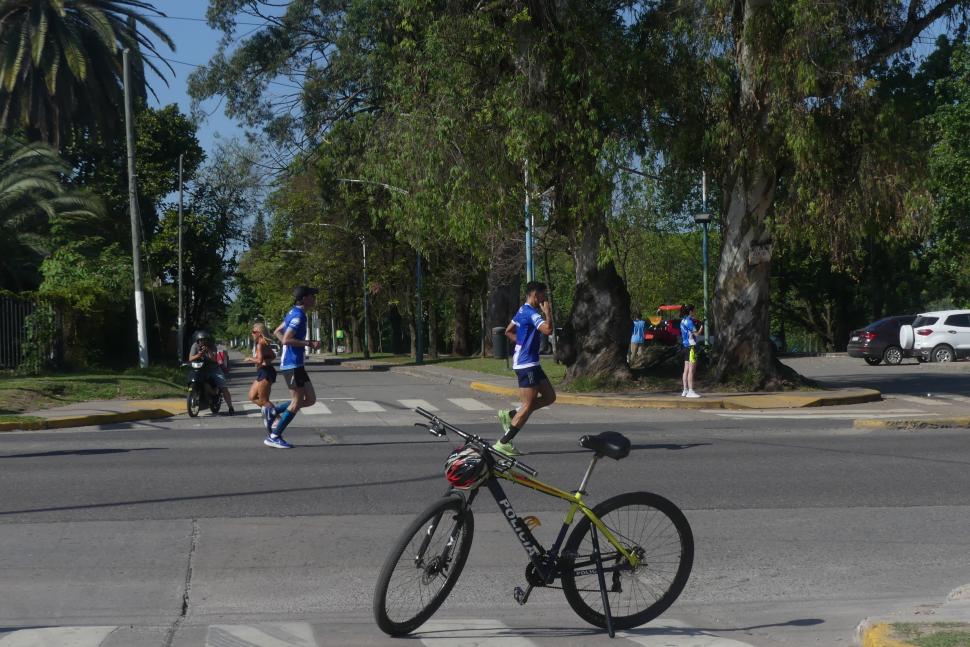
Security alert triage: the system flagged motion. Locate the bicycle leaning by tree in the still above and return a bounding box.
[372,408,694,638]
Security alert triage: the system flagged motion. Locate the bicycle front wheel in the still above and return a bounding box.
[560,491,693,630]
[373,495,475,635]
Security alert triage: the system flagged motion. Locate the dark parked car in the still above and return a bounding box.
[847,315,916,365]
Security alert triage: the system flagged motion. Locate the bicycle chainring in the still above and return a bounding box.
[525,562,547,587]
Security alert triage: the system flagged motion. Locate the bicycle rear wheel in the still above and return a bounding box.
[373,495,474,635]
[560,491,693,630]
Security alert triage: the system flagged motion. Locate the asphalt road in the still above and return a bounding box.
[0,357,969,647]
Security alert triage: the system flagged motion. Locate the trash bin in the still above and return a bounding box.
[491,327,508,359]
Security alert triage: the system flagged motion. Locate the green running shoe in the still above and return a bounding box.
[492,440,522,457]
[498,409,512,434]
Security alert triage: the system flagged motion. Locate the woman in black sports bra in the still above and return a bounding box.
[246,323,278,422]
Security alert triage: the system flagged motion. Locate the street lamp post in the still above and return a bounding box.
[693,172,711,347]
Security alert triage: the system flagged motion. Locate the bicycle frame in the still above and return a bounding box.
[476,451,641,585]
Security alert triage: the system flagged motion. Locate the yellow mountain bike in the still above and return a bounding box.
[373,408,694,638]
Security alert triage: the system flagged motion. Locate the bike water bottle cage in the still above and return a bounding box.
[579,432,631,460]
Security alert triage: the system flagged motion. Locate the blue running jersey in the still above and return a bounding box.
[511,303,545,369]
[280,306,308,369]
[631,319,646,344]
[680,316,696,347]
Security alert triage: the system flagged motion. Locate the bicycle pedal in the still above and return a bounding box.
[513,585,532,605]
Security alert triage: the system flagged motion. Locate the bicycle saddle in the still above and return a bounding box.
[579,431,630,460]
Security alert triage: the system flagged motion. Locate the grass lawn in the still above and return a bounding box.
[892,623,970,647]
[0,366,185,415]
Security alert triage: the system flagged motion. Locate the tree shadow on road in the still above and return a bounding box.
[0,448,166,459]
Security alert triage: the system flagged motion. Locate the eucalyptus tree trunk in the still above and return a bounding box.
[711,167,780,387]
[711,0,785,388]
[557,219,631,384]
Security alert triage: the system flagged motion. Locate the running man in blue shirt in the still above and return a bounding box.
[494,281,556,456]
[264,286,321,448]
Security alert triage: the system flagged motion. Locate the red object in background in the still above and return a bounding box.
[215,350,229,375]
[862,331,877,342]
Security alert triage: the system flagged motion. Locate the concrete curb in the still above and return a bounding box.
[470,381,882,410]
[856,621,913,647]
[854,417,970,430]
[0,400,185,432]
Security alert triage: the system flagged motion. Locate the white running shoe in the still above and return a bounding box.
[685,390,701,398]
[681,389,688,397]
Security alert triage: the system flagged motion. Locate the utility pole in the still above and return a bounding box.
[177,153,184,361]
[692,171,712,347]
[123,48,149,368]
[360,235,369,359]
[524,161,534,282]
[416,253,424,365]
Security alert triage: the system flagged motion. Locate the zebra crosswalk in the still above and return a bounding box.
[227,397,503,417]
[0,619,758,646]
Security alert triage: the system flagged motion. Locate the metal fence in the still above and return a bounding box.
[0,295,62,373]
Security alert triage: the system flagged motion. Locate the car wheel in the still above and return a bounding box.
[883,346,904,365]
[864,356,881,366]
[932,344,955,363]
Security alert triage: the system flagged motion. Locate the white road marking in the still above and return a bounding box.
[301,403,332,415]
[714,412,940,420]
[701,408,923,416]
[448,398,493,411]
[206,622,315,646]
[620,618,756,645]
[348,400,385,412]
[929,393,970,404]
[398,399,438,411]
[0,627,116,646]
[891,395,952,407]
[416,619,540,646]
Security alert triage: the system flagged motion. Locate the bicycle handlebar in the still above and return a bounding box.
[415,407,539,477]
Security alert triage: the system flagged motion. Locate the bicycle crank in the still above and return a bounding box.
[513,585,533,605]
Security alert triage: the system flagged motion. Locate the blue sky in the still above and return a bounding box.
[146,2,246,154]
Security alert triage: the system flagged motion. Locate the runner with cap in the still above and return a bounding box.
[265,285,322,448]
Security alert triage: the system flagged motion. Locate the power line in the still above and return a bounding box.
[156,15,266,28]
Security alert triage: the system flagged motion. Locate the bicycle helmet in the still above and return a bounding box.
[444,444,488,490]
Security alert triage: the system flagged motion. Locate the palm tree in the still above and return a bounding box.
[0,0,174,149]
[0,135,101,289]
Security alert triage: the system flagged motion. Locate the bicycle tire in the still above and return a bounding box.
[560,491,693,630]
[373,495,474,635]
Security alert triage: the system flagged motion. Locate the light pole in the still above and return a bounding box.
[316,223,369,359]
[177,154,184,361]
[524,161,534,282]
[693,171,711,347]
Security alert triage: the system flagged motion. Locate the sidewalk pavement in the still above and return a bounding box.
[0,398,185,432]
[856,585,970,646]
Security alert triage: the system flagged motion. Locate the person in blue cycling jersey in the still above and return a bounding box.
[264,286,321,448]
[680,304,701,398]
[630,311,646,362]
[494,281,556,456]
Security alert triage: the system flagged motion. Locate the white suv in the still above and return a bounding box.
[900,310,970,362]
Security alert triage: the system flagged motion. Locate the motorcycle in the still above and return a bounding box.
[185,360,223,417]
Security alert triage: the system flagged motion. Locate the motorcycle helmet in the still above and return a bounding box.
[444,444,488,490]
[193,330,213,343]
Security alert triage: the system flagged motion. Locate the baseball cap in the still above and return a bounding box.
[293,285,319,302]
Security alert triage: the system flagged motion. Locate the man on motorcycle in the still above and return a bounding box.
[188,330,235,415]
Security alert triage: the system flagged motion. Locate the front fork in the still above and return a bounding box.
[414,488,475,569]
